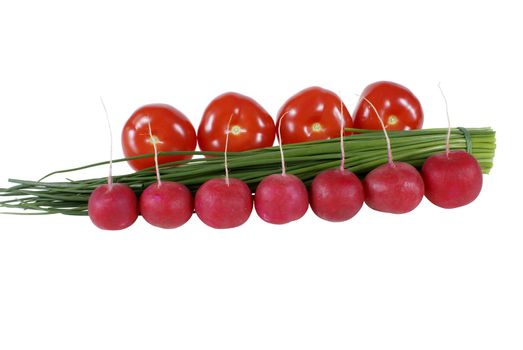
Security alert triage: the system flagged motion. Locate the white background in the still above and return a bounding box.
[1,1,522,349]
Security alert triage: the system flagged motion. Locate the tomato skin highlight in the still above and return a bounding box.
[197,92,276,153]
[421,151,483,208]
[353,81,423,131]
[276,87,353,145]
[122,104,197,171]
[88,183,138,230]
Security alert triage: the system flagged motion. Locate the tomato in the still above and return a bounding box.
[276,87,353,145]
[353,81,423,131]
[197,92,275,153]
[122,104,197,171]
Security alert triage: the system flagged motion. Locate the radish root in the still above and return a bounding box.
[278,112,290,175]
[99,97,113,188]
[147,122,162,187]
[437,82,452,157]
[359,95,394,166]
[338,92,346,170]
[224,113,234,186]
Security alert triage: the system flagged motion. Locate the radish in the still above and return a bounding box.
[88,184,138,230]
[421,84,483,208]
[364,162,424,214]
[88,98,138,230]
[310,96,364,222]
[195,115,253,229]
[361,97,424,214]
[195,178,253,229]
[310,169,364,221]
[139,123,193,228]
[422,151,482,208]
[254,113,309,224]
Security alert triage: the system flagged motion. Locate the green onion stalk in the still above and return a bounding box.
[0,128,496,216]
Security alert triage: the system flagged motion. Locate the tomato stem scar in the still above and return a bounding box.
[387,115,398,125]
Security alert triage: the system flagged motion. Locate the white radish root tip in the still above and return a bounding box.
[438,82,452,157]
[99,96,113,188]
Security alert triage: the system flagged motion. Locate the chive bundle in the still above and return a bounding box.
[0,127,496,216]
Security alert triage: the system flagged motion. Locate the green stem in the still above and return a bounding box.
[1,127,496,215]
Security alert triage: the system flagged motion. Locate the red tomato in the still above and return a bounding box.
[122,104,197,171]
[276,87,353,145]
[353,81,423,131]
[197,92,275,153]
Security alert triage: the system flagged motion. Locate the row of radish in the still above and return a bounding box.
[87,85,483,230]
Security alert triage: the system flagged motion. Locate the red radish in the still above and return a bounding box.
[361,97,424,214]
[195,178,253,229]
[88,184,138,230]
[88,98,138,230]
[139,123,193,229]
[255,174,308,224]
[254,113,309,224]
[364,162,424,214]
[310,95,364,222]
[310,169,364,221]
[195,114,253,229]
[422,151,482,208]
[421,84,483,208]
